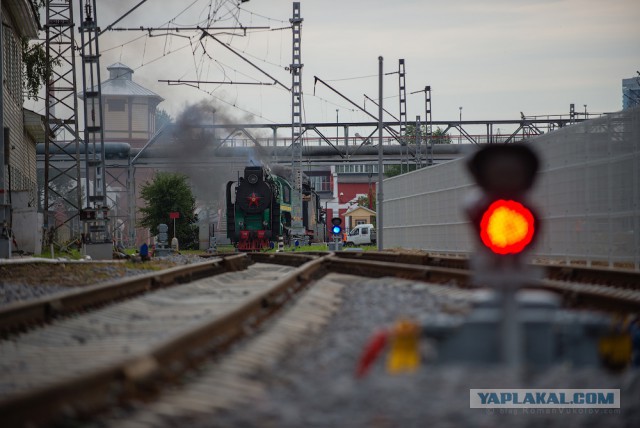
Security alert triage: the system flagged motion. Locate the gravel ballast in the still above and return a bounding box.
[0,254,204,306]
[170,277,639,428]
[3,257,637,427]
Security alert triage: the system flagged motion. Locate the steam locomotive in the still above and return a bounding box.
[226,166,324,251]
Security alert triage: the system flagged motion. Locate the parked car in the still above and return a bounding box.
[345,224,377,246]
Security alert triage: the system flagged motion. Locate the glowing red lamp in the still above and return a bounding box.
[480,199,535,255]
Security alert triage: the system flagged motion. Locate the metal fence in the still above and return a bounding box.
[383,107,640,269]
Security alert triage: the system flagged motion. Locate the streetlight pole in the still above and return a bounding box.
[459,106,463,144]
[336,109,339,145]
[584,104,587,119]
[324,200,329,243]
[377,56,384,251]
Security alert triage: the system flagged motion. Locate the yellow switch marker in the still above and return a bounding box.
[386,319,420,374]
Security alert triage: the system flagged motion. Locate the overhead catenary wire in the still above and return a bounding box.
[104,26,270,32]
[198,40,272,86]
[132,42,193,70]
[192,85,278,123]
[237,5,289,24]
[364,94,399,121]
[99,0,149,36]
[325,74,377,82]
[94,1,296,122]
[199,28,291,91]
[159,79,276,86]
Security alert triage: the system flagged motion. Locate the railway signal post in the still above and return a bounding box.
[465,144,541,368]
[329,217,343,251]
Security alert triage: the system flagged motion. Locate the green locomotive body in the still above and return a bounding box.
[226,166,322,251]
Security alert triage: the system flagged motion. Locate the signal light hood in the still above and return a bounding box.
[467,144,539,197]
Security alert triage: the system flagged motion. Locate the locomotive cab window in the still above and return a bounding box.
[361,228,368,235]
[350,229,359,236]
[283,186,291,204]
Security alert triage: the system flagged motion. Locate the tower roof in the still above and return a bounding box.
[107,62,134,80]
[78,63,164,102]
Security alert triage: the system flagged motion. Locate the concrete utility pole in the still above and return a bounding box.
[0,5,10,258]
[377,56,384,251]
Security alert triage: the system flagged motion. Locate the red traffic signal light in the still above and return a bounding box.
[466,144,541,256]
[480,199,535,255]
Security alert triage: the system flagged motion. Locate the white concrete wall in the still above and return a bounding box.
[383,107,640,268]
[12,209,42,254]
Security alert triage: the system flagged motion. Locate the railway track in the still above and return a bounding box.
[0,253,322,426]
[0,252,638,426]
[308,250,640,288]
[303,251,640,312]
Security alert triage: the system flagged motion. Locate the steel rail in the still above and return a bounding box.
[307,250,467,269]
[322,253,640,312]
[0,256,327,427]
[543,264,640,289]
[312,251,640,289]
[0,254,249,333]
[535,279,640,314]
[323,255,471,286]
[1,252,639,426]
[248,252,318,266]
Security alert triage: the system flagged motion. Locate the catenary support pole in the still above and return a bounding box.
[377,56,384,251]
[0,5,10,258]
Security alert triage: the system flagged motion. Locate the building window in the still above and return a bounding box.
[309,175,331,192]
[356,219,367,226]
[335,164,379,174]
[3,26,21,102]
[108,100,126,111]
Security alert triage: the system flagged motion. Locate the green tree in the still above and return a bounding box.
[431,126,452,144]
[138,172,199,249]
[22,1,54,100]
[155,108,173,131]
[22,39,49,101]
[384,164,418,178]
[404,124,424,143]
[356,192,376,211]
[384,125,452,177]
[405,124,451,144]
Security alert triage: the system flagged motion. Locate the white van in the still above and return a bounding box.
[345,224,377,246]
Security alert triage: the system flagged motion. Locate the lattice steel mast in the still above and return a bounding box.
[289,2,305,242]
[44,0,83,247]
[424,86,433,166]
[410,85,433,167]
[78,0,111,256]
[398,59,407,172]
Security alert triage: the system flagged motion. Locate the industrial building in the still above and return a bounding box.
[1,0,41,256]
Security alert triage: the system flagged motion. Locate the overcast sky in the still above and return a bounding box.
[28,0,640,131]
